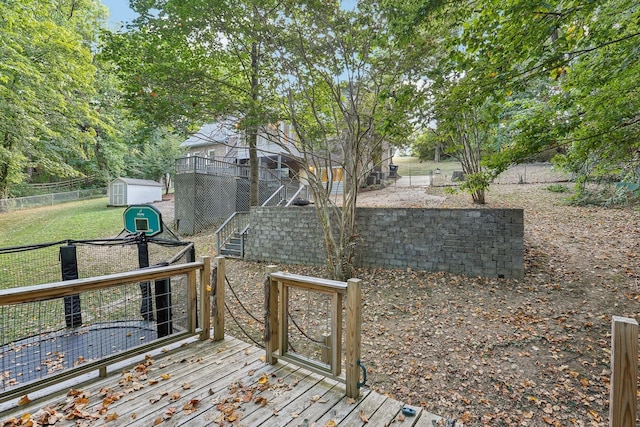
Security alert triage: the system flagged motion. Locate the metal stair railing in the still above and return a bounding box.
[215,211,250,255]
[261,185,286,207]
[215,183,308,257]
[285,185,310,206]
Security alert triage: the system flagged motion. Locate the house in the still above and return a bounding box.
[180,119,302,178]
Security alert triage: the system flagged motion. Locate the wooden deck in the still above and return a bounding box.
[1,336,442,426]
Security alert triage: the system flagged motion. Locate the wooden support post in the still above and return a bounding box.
[345,278,362,399]
[609,316,638,427]
[278,280,289,360]
[265,265,279,365]
[332,292,343,377]
[186,270,197,334]
[213,256,226,341]
[321,334,332,366]
[199,256,211,341]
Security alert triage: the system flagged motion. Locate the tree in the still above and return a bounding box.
[277,1,415,279]
[102,0,285,207]
[140,129,184,194]
[0,0,108,197]
[375,0,504,204]
[383,0,640,202]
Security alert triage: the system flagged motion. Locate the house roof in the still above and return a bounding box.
[180,121,240,148]
[112,178,163,187]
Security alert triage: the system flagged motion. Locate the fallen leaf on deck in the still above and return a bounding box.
[104,412,119,421]
[184,399,200,413]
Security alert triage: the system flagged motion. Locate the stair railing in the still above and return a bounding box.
[261,185,286,207]
[215,211,250,255]
[285,185,310,206]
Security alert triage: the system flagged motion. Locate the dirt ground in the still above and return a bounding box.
[182,176,639,426]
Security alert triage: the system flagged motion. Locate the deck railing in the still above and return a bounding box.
[0,257,212,403]
[265,270,363,398]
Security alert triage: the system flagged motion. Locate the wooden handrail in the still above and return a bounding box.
[269,271,348,294]
[0,262,205,306]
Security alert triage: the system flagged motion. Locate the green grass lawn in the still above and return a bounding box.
[0,197,124,247]
[391,156,461,176]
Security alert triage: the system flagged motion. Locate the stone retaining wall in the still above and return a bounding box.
[245,207,524,278]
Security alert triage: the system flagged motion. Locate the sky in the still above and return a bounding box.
[101,0,359,28]
[101,0,137,28]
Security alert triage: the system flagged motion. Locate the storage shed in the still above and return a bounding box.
[109,178,163,206]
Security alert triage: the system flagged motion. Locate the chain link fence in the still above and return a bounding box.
[0,188,107,213]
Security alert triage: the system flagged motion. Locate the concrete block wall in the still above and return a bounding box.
[245,207,524,279]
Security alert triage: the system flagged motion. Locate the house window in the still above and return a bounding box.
[321,167,343,183]
[208,149,215,159]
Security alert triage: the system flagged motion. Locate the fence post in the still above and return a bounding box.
[610,316,638,427]
[345,278,362,398]
[199,256,211,341]
[213,256,226,341]
[265,265,279,365]
[60,245,82,328]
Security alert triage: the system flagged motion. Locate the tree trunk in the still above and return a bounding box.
[248,41,260,207]
[0,132,13,199]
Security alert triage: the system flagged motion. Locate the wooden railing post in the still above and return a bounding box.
[332,292,343,377]
[213,256,226,341]
[186,270,197,334]
[265,265,279,365]
[610,316,638,427]
[345,278,362,398]
[321,334,332,366]
[199,256,211,341]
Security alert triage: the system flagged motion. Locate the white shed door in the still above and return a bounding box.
[112,183,125,205]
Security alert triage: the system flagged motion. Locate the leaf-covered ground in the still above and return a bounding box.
[215,181,639,426]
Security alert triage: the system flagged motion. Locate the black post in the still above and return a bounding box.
[154,278,172,337]
[137,236,154,321]
[60,245,82,328]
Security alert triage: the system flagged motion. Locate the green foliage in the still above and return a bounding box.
[0,0,111,198]
[546,184,569,193]
[379,0,640,205]
[457,171,495,205]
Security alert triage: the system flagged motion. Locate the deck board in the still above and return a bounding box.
[0,335,441,426]
[366,396,404,425]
